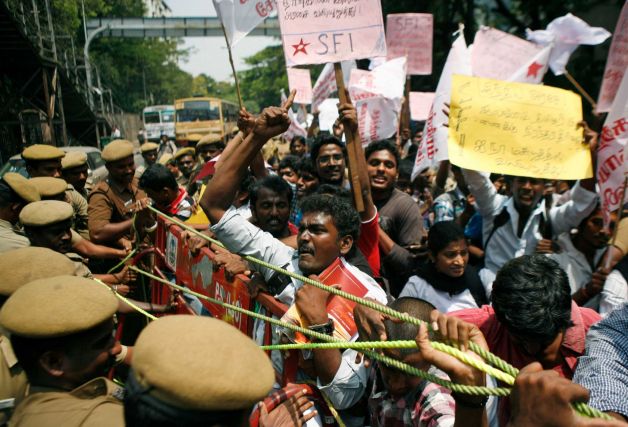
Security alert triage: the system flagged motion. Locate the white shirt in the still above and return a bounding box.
[462,169,598,274]
[399,275,479,313]
[600,270,628,317]
[550,233,605,310]
[211,206,388,412]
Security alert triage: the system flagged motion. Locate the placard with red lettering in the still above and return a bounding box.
[355,96,398,145]
[409,92,435,121]
[472,27,544,81]
[598,71,628,225]
[276,0,386,67]
[287,67,313,104]
[596,2,628,114]
[386,13,433,75]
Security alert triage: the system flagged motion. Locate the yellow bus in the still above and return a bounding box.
[174,97,239,144]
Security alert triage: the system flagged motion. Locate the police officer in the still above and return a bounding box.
[29,177,89,239]
[173,147,197,188]
[87,140,148,249]
[1,276,124,426]
[0,173,39,253]
[61,151,90,199]
[23,145,89,238]
[0,247,78,423]
[135,142,159,179]
[124,315,274,426]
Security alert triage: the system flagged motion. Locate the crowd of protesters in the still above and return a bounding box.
[0,86,625,427]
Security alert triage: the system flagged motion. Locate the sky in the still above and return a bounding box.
[166,0,278,81]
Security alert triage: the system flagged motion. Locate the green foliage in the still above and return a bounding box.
[238,45,288,112]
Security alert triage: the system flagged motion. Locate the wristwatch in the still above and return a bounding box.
[307,319,335,336]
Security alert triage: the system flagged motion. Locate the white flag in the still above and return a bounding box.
[507,44,552,84]
[598,71,628,226]
[411,32,472,180]
[526,13,611,75]
[213,0,275,46]
[311,61,356,113]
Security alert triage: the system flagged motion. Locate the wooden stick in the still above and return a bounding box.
[219,20,244,110]
[565,70,597,110]
[334,62,365,213]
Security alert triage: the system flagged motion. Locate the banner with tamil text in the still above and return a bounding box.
[448,75,592,180]
[386,13,433,75]
[276,0,386,67]
[598,71,628,225]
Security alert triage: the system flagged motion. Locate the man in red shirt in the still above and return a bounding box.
[355,254,601,425]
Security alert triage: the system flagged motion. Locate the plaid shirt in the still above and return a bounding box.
[369,366,455,427]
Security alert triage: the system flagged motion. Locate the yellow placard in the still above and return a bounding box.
[448,75,593,179]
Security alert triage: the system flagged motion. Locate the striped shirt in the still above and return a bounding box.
[573,304,628,418]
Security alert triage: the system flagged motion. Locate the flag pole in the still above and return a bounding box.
[334,62,365,213]
[564,70,597,110]
[219,20,244,110]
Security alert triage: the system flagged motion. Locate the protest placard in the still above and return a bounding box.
[287,68,313,104]
[596,2,628,113]
[275,0,386,66]
[386,13,433,75]
[472,27,544,81]
[409,92,435,121]
[598,71,628,225]
[448,75,592,180]
[213,0,275,46]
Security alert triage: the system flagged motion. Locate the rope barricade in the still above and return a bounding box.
[132,207,613,420]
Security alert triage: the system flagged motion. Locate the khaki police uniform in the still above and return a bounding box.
[88,140,147,243]
[0,248,79,422]
[9,378,124,427]
[0,276,123,427]
[0,220,30,254]
[65,185,89,239]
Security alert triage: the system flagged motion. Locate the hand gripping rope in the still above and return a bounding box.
[120,206,612,420]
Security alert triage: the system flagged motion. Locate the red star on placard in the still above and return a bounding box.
[292,38,310,56]
[527,61,544,78]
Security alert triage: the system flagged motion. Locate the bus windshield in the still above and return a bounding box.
[144,111,161,124]
[176,100,220,122]
[162,111,175,123]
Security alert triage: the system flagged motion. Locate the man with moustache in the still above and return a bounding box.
[201,96,387,422]
[88,140,148,249]
[310,136,347,187]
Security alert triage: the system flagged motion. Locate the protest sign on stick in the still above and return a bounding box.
[213,0,275,46]
[409,92,435,121]
[448,75,592,180]
[386,14,433,75]
[312,61,355,112]
[287,68,313,105]
[275,0,386,67]
[596,2,628,113]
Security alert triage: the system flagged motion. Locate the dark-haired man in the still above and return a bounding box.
[249,175,295,238]
[355,255,601,425]
[278,154,300,185]
[365,139,423,294]
[200,98,387,422]
[310,136,346,187]
[139,163,194,221]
